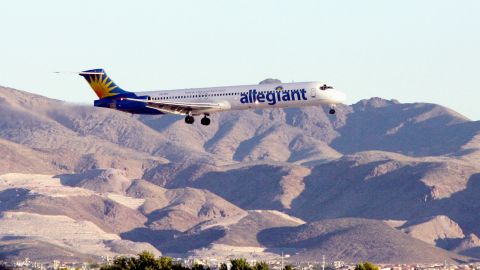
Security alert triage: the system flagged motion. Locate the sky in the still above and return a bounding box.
[0,0,479,119]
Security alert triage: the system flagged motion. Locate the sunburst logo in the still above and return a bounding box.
[88,74,118,98]
[275,86,283,91]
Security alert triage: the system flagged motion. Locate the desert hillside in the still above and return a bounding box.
[0,85,479,263]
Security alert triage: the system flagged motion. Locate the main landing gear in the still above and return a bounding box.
[184,115,194,124]
[184,114,211,126]
[200,116,211,126]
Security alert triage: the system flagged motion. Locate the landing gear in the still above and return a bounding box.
[185,113,211,126]
[329,105,336,115]
[185,115,194,124]
[201,115,211,126]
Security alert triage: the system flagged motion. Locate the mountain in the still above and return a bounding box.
[330,98,480,156]
[165,162,311,210]
[287,151,480,237]
[125,179,247,232]
[257,218,470,263]
[399,215,466,246]
[1,85,480,263]
[0,172,246,261]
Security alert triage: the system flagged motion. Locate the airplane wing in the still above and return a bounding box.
[123,98,224,115]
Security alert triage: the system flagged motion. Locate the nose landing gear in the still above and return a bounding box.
[329,105,336,115]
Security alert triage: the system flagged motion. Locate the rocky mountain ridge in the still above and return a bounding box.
[0,85,479,263]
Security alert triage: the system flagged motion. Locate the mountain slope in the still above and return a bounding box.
[331,98,479,156]
[1,85,480,262]
[289,151,480,229]
[258,218,470,263]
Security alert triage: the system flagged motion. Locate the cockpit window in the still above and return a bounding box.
[320,84,333,90]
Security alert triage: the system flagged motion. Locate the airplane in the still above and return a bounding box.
[78,69,346,126]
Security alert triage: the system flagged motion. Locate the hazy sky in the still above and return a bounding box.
[1,0,479,119]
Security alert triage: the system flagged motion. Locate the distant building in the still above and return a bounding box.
[53,259,60,269]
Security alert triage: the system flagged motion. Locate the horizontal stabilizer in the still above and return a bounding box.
[54,71,105,75]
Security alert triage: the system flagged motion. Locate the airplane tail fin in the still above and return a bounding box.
[79,69,130,99]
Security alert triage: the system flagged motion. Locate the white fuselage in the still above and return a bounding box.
[136,81,346,115]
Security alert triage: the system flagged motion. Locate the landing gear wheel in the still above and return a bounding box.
[201,116,211,126]
[329,108,336,115]
[185,115,195,124]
